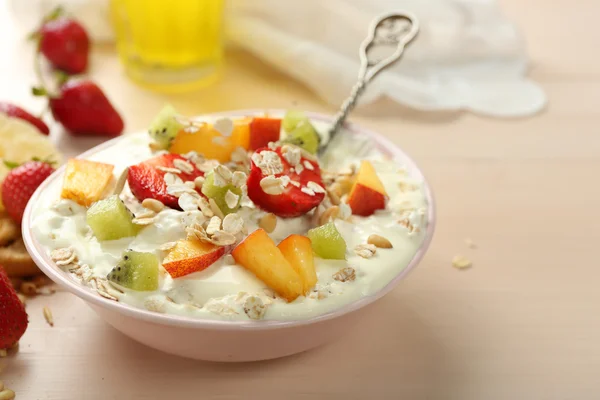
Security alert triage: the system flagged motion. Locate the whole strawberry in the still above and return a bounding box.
[0,102,50,135]
[33,7,89,74]
[35,79,124,137]
[2,161,55,223]
[0,266,28,349]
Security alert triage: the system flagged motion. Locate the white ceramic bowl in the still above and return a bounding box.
[22,111,436,362]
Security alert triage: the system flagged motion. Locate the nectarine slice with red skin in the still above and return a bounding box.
[61,158,114,206]
[232,228,303,302]
[278,234,317,294]
[249,117,281,150]
[163,240,225,278]
[347,161,388,216]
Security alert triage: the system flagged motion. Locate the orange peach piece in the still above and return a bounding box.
[61,159,115,206]
[278,234,317,294]
[232,228,303,302]
[169,119,251,163]
[163,239,225,278]
[347,161,387,216]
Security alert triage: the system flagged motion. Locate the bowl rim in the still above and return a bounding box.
[22,109,436,331]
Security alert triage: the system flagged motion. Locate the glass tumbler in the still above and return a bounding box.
[110,0,224,92]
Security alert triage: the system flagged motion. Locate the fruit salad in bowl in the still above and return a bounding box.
[23,109,435,361]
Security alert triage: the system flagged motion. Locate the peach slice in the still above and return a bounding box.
[347,160,387,216]
[169,119,251,163]
[278,234,317,294]
[163,240,225,278]
[61,159,114,206]
[232,228,303,302]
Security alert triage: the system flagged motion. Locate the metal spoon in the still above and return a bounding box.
[320,12,419,156]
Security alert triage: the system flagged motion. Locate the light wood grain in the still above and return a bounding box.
[1,0,600,399]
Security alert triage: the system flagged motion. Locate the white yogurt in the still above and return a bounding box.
[31,127,429,321]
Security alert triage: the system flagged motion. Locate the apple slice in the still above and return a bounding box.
[232,228,303,302]
[278,234,317,294]
[163,239,225,278]
[347,161,388,216]
[61,159,114,206]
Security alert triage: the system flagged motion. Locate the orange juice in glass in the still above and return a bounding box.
[110,0,224,93]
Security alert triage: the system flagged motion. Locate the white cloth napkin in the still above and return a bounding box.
[11,0,546,117]
[226,0,546,117]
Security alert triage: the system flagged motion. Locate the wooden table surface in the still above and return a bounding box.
[1,0,599,399]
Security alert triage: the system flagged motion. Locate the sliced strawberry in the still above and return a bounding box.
[127,154,203,209]
[249,117,281,150]
[247,146,325,218]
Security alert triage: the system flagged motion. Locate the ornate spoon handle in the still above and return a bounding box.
[322,12,419,154]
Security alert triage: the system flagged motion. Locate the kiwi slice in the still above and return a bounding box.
[148,104,184,150]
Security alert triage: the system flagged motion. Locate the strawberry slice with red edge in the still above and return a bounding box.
[247,146,325,217]
[127,154,203,209]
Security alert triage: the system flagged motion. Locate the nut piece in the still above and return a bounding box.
[333,267,356,282]
[319,206,340,226]
[258,213,277,233]
[43,306,54,327]
[354,243,377,259]
[132,217,155,226]
[452,255,472,269]
[142,198,164,213]
[367,234,393,249]
[20,282,37,296]
[112,167,129,195]
[243,295,267,320]
[465,238,477,249]
[326,188,341,205]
